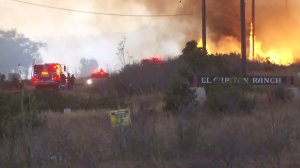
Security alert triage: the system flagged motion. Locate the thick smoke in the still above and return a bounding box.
[125,0,300,55]
[255,1,300,51]
[1,0,300,70]
[121,0,243,41]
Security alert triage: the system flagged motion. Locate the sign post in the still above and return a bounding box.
[109,109,131,127]
[109,109,131,153]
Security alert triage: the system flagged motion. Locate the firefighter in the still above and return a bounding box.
[67,73,71,89]
[69,74,75,89]
[61,73,66,86]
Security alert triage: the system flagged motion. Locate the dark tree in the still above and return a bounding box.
[180,40,208,75]
[79,58,99,77]
[0,29,44,77]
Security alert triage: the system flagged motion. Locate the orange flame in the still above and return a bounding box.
[249,22,255,61]
[196,22,294,66]
[249,22,294,65]
[197,37,240,55]
[197,40,211,53]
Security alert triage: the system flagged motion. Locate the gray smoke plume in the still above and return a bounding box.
[127,0,300,61]
[1,0,299,69]
[121,0,300,43]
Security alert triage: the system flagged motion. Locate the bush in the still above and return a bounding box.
[0,92,43,137]
[163,78,195,112]
[0,73,5,82]
[86,58,180,97]
[32,88,124,111]
[271,86,293,102]
[205,83,255,114]
[33,89,68,111]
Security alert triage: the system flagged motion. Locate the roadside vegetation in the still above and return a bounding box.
[1,40,300,167]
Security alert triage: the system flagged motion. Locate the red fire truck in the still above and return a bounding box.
[31,63,68,89]
[86,69,109,85]
[141,57,163,65]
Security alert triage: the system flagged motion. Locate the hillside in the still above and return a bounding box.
[1,49,300,167]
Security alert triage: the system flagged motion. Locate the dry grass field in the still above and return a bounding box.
[2,56,300,167]
[1,89,300,168]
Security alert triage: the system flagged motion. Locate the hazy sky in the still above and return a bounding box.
[0,0,187,73]
[1,0,299,74]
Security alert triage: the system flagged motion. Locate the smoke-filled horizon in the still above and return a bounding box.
[0,0,299,73]
[148,0,300,60]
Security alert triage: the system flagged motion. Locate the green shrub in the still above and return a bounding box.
[271,86,293,102]
[33,88,124,111]
[0,92,43,137]
[0,73,5,82]
[205,83,255,113]
[33,89,68,111]
[163,78,195,112]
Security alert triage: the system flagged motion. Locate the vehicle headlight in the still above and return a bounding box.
[87,79,92,85]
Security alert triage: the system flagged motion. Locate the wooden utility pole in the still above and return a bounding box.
[202,0,206,51]
[240,0,247,76]
[252,0,255,60]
